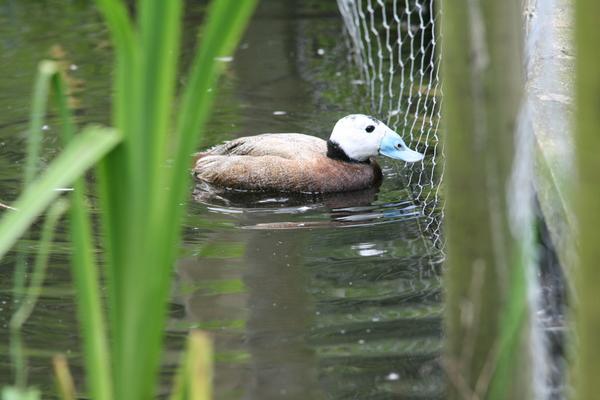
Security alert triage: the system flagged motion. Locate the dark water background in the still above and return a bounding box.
[0,1,444,398]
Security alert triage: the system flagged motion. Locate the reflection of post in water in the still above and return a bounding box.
[242,229,321,400]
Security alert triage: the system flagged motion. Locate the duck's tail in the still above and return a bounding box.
[191,152,209,168]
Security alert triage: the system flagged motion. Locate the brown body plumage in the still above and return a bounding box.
[192,133,382,193]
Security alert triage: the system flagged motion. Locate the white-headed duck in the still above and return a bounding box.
[192,114,423,193]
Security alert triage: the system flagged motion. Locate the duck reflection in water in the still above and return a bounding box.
[193,181,422,230]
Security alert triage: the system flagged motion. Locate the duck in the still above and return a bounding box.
[192,114,424,193]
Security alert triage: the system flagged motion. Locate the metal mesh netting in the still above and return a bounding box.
[337,0,444,254]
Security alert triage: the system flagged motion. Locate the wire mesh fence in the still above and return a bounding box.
[337,0,444,255]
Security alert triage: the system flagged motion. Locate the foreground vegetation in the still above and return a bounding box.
[442,1,535,398]
[0,0,256,398]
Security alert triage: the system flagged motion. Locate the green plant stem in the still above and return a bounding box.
[12,61,59,388]
[53,73,114,400]
[0,126,120,261]
[91,0,257,398]
[24,61,57,186]
[114,2,184,399]
[170,331,214,400]
[441,1,533,399]
[52,355,76,400]
[93,0,138,369]
[157,3,258,355]
[573,0,600,398]
[148,1,258,393]
[66,178,113,400]
[9,199,69,389]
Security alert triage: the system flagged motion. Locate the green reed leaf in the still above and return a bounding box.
[53,72,114,400]
[9,199,68,389]
[0,126,120,261]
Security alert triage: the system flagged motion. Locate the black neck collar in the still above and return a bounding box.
[326,140,369,164]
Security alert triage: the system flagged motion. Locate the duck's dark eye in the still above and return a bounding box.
[365,125,375,133]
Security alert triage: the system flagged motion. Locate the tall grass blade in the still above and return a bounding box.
[573,0,600,398]
[113,2,184,398]
[93,0,137,353]
[52,73,113,400]
[0,126,120,260]
[52,355,76,400]
[186,332,213,400]
[12,60,60,372]
[162,0,258,261]
[152,5,259,373]
[92,0,136,137]
[170,331,214,400]
[89,0,257,398]
[84,0,257,397]
[9,199,68,391]
[1,387,40,400]
[173,0,258,168]
[6,0,255,398]
[24,61,58,186]
[152,9,259,373]
[136,0,182,193]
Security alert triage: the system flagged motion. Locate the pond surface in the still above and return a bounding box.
[0,1,444,398]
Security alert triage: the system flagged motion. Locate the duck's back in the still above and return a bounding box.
[193,133,381,193]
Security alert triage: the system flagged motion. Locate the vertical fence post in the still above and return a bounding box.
[573,0,600,398]
[442,1,535,399]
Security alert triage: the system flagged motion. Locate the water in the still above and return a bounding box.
[0,1,444,398]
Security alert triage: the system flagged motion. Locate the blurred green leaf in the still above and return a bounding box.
[0,126,120,260]
[1,387,40,400]
[10,199,69,389]
[53,71,114,400]
[92,0,257,398]
[170,331,214,400]
[24,61,58,186]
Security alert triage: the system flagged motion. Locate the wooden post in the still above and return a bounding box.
[573,0,600,398]
[442,1,535,399]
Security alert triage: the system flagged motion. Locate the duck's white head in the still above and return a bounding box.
[327,114,424,163]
